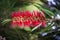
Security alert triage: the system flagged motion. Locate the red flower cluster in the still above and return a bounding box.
[10,11,46,28]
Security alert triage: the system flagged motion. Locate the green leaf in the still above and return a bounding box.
[31,23,42,32]
[2,19,11,25]
[24,27,31,32]
[19,5,40,12]
[34,3,55,18]
[40,22,54,33]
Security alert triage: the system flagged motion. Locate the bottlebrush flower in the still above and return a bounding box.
[10,11,46,28]
[10,11,21,18]
[31,11,46,27]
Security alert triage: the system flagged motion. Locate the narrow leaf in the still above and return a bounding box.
[2,19,11,25]
[31,23,42,32]
[40,22,55,33]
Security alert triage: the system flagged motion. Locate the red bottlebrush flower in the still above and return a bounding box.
[10,11,22,28]
[10,11,46,28]
[10,20,17,28]
[31,11,46,27]
[16,21,23,28]
[31,20,41,27]
[41,20,46,27]
[11,11,21,18]
[24,20,31,27]
[24,11,32,17]
[21,11,32,18]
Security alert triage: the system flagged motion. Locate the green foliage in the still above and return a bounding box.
[19,5,40,12]
[0,0,16,10]
[39,22,54,33]
[4,28,30,40]
[31,23,42,32]
[24,27,31,32]
[34,3,55,18]
[1,19,11,25]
